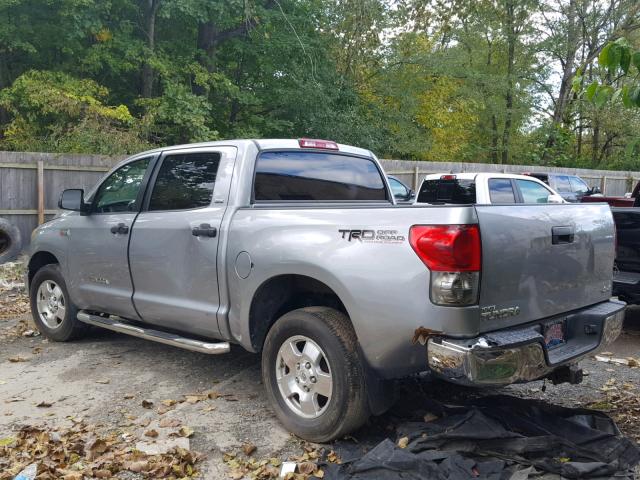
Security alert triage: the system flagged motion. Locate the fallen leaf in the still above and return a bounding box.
[185,395,205,404]
[161,399,177,407]
[298,461,318,475]
[178,426,194,438]
[141,399,154,409]
[8,356,28,362]
[159,418,181,428]
[398,437,409,449]
[144,429,158,438]
[36,401,53,408]
[85,436,108,460]
[95,379,110,384]
[123,394,135,399]
[315,469,325,478]
[124,460,149,472]
[0,436,15,447]
[242,442,256,456]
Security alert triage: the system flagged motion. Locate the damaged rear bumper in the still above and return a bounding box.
[427,300,625,386]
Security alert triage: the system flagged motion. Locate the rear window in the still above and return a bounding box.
[253,151,388,202]
[417,178,476,204]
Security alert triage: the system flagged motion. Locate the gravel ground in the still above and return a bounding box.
[1,269,639,478]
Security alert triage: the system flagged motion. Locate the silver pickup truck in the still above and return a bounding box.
[27,139,624,441]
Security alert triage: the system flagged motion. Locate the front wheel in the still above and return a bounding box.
[30,264,85,341]
[261,307,370,442]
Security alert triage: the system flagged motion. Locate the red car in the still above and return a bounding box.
[581,181,639,207]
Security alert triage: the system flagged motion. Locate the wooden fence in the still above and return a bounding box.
[2,150,640,247]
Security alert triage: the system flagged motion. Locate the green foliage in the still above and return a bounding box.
[0,70,149,154]
[0,0,637,170]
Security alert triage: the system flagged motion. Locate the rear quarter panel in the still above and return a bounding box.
[225,205,479,378]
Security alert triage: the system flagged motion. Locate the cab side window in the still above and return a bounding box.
[553,175,572,193]
[148,152,221,211]
[93,157,151,214]
[569,176,589,194]
[389,178,409,199]
[488,178,516,203]
[515,179,552,204]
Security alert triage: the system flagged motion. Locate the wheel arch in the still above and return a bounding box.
[248,274,351,352]
[28,251,60,287]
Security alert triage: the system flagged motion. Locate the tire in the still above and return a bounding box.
[0,218,21,264]
[29,264,85,341]
[261,307,370,442]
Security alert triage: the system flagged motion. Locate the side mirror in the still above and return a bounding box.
[591,186,602,194]
[409,189,416,199]
[59,189,89,214]
[547,194,564,204]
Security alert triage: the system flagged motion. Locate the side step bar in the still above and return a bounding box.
[77,311,230,354]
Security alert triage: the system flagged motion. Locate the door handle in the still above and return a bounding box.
[110,223,129,235]
[192,223,217,238]
[552,226,574,244]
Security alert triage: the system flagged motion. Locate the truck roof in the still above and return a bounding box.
[422,172,544,182]
[128,139,375,159]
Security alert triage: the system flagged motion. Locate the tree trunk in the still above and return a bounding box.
[501,0,516,165]
[141,0,161,98]
[541,0,579,161]
[592,117,600,166]
[491,114,500,164]
[0,54,9,126]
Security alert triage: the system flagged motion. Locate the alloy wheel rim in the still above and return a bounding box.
[275,335,333,419]
[36,280,66,329]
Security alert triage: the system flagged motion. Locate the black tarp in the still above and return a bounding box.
[323,395,640,479]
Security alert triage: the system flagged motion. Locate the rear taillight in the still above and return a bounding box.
[440,174,456,180]
[409,225,481,271]
[410,225,481,306]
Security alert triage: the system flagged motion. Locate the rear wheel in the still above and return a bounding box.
[262,307,370,442]
[30,264,85,341]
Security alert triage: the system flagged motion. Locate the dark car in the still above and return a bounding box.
[523,173,600,202]
[611,208,640,304]
[387,175,415,203]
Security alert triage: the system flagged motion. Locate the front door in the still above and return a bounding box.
[67,156,154,319]
[128,147,236,338]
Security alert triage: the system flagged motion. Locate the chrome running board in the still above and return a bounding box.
[77,311,230,354]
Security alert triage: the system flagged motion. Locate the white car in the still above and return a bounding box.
[414,172,565,205]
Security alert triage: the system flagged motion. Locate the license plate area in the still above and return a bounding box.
[544,320,566,349]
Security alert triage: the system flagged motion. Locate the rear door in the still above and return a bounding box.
[128,147,236,338]
[475,203,615,332]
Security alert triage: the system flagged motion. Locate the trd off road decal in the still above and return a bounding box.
[338,229,405,244]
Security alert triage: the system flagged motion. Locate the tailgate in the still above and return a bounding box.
[475,203,615,332]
